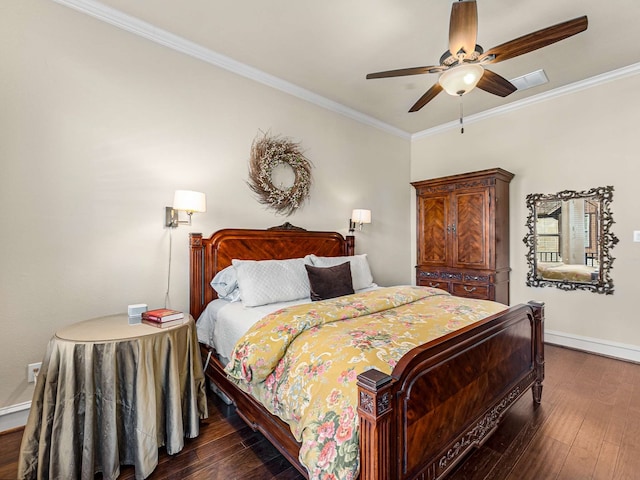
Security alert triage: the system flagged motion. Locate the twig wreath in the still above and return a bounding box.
[247,131,313,216]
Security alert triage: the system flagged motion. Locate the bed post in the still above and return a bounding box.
[528,301,545,404]
[190,233,204,318]
[357,369,395,480]
[345,235,355,256]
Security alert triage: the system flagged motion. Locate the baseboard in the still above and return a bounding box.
[0,401,30,433]
[546,329,640,363]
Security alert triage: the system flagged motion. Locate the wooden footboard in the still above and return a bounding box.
[358,301,544,480]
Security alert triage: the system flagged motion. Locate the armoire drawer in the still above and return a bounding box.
[451,283,491,300]
[417,278,449,292]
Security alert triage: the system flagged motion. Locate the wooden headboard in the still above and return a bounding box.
[189,223,355,319]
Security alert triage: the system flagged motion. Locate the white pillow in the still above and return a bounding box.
[232,258,311,307]
[210,266,241,302]
[308,254,374,291]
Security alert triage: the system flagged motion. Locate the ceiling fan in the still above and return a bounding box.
[366,0,588,113]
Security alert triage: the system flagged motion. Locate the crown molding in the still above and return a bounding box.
[50,0,639,143]
[412,62,640,140]
[51,0,411,140]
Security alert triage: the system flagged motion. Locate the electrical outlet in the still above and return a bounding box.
[27,362,42,383]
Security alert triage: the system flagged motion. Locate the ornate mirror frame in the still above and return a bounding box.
[523,186,619,294]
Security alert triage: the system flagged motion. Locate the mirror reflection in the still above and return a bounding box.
[524,186,618,294]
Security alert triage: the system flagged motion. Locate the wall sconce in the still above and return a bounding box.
[349,209,371,233]
[165,190,206,228]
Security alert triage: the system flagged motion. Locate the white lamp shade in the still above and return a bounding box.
[173,190,206,213]
[439,64,484,96]
[351,209,371,224]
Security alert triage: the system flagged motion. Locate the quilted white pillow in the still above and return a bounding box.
[308,254,374,291]
[232,258,311,307]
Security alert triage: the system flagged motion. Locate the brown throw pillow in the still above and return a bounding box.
[305,262,355,301]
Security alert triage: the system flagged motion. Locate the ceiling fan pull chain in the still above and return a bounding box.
[459,96,464,134]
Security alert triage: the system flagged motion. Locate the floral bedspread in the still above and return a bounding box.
[224,286,506,480]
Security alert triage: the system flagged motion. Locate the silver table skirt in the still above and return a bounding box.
[18,314,208,480]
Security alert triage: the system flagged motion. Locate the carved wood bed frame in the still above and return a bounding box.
[189,225,544,480]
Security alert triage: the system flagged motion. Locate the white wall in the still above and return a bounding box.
[0,0,411,413]
[411,73,640,353]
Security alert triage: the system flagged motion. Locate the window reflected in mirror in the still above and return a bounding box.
[523,186,618,294]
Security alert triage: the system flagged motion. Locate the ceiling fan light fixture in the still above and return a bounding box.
[439,64,484,96]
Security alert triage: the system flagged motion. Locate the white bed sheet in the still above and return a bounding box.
[196,297,313,364]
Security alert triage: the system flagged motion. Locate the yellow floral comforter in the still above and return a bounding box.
[225,286,506,480]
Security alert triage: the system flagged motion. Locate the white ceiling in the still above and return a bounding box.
[72,0,640,135]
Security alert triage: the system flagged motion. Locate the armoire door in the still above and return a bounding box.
[451,188,492,270]
[417,193,449,267]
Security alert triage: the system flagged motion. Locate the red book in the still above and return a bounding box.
[142,318,185,329]
[141,308,184,322]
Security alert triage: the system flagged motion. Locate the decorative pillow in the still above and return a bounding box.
[210,266,240,302]
[305,262,354,301]
[232,258,311,307]
[308,254,374,291]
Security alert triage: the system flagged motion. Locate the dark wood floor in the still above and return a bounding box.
[2,344,639,479]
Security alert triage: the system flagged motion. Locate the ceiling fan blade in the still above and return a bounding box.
[482,15,588,64]
[409,83,443,112]
[366,65,445,79]
[449,0,478,58]
[476,69,517,97]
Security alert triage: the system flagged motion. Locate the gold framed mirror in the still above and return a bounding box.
[523,186,618,294]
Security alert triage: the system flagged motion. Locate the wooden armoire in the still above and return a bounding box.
[411,168,514,305]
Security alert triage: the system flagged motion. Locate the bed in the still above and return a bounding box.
[536,262,598,282]
[190,225,544,480]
